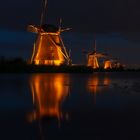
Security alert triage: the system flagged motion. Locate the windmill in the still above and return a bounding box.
[104,58,123,69]
[27,0,71,66]
[104,60,113,69]
[87,40,107,69]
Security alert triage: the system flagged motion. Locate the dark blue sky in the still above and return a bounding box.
[1,0,140,32]
[0,0,140,67]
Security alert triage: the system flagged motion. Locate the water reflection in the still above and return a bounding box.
[28,74,70,122]
[87,74,111,104]
[87,73,111,94]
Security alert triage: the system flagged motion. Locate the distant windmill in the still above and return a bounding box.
[104,59,113,69]
[105,58,123,69]
[87,40,107,69]
[27,0,71,66]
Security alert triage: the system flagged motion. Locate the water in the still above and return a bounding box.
[0,72,140,140]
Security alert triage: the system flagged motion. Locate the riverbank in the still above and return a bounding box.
[0,64,137,73]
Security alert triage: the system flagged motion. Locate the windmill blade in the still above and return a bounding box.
[69,49,71,58]
[58,18,62,32]
[60,28,72,32]
[40,0,48,26]
[95,53,107,58]
[93,39,96,52]
[101,53,109,56]
[27,25,39,33]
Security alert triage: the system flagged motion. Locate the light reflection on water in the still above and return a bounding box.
[28,74,70,123]
[27,72,140,124]
[87,73,111,94]
[87,73,111,104]
[0,73,140,140]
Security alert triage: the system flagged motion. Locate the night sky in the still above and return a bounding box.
[0,0,140,67]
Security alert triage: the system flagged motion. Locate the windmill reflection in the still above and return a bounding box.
[87,74,111,103]
[28,74,70,122]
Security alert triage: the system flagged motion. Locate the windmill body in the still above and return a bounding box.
[30,25,68,65]
[87,52,99,69]
[104,60,112,69]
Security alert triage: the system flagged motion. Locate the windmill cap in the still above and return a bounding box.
[88,51,96,55]
[41,24,58,32]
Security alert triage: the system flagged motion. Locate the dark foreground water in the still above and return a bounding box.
[0,72,140,140]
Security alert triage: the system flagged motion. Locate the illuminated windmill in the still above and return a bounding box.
[27,0,71,66]
[104,59,122,69]
[104,60,112,69]
[87,40,106,69]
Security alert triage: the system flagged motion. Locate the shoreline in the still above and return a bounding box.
[0,64,138,73]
